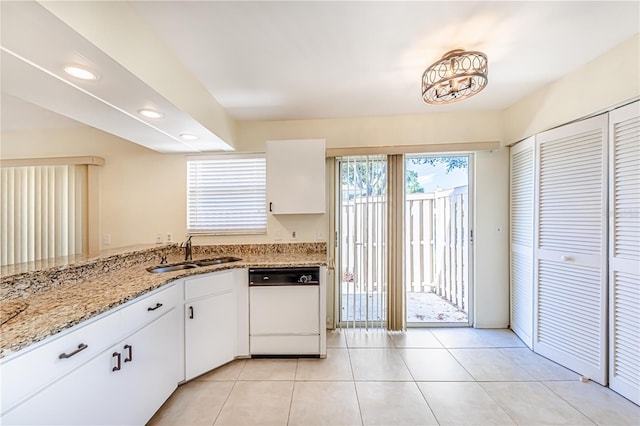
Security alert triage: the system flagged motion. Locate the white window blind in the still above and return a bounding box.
[187,155,266,235]
[1,164,86,266]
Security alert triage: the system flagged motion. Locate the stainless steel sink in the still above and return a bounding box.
[146,256,242,273]
[146,263,199,273]
[193,256,242,267]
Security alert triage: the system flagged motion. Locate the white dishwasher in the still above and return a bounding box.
[249,267,321,357]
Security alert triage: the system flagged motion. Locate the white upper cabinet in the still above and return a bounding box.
[266,139,326,214]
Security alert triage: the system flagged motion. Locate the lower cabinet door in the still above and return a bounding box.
[115,308,180,425]
[185,291,235,381]
[2,309,179,426]
[1,344,122,425]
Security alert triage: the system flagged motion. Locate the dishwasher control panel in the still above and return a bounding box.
[248,267,320,286]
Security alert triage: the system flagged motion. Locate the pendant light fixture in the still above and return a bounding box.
[422,49,488,104]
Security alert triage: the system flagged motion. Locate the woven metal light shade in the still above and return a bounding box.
[422,49,488,105]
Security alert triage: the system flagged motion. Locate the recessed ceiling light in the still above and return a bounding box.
[180,133,198,141]
[64,65,99,80]
[138,109,164,119]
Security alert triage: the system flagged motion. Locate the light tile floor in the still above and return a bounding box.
[148,328,640,426]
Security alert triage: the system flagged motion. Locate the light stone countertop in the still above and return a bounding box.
[0,244,327,359]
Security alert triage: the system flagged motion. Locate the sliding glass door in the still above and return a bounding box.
[405,155,471,326]
[335,154,472,329]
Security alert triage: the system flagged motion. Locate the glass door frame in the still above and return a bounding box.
[404,153,474,328]
[331,153,475,330]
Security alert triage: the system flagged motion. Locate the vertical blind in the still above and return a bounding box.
[338,155,388,329]
[187,155,266,235]
[1,165,86,266]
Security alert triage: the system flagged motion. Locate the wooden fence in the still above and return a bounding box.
[405,187,468,312]
[340,186,468,316]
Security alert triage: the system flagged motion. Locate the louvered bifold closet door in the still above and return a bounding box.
[534,114,608,385]
[609,101,640,405]
[510,136,535,349]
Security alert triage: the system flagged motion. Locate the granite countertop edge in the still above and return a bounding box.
[1,246,328,359]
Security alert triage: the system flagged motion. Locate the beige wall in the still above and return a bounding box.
[473,148,510,328]
[1,128,186,248]
[237,111,503,152]
[503,34,640,145]
[0,127,329,249]
[0,112,506,250]
[1,124,509,327]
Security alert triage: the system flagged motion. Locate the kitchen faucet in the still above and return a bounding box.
[181,236,193,261]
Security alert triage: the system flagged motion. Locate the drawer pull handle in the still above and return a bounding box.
[124,344,133,363]
[112,352,121,371]
[189,306,194,319]
[147,303,163,311]
[58,343,88,359]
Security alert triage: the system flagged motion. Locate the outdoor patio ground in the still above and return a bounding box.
[340,291,468,324]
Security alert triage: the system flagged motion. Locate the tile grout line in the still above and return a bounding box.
[211,360,249,426]
[345,335,365,426]
[429,329,525,425]
[394,329,443,425]
[285,359,298,426]
[159,330,637,425]
[538,380,599,426]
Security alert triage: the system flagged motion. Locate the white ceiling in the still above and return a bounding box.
[1,1,639,152]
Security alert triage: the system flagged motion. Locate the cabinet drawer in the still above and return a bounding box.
[185,270,234,300]
[120,284,177,336]
[1,310,120,413]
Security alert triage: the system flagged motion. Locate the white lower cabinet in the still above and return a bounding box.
[1,267,252,424]
[1,284,179,426]
[3,339,121,425]
[117,307,179,425]
[0,310,120,413]
[2,307,178,425]
[184,269,247,381]
[185,290,235,380]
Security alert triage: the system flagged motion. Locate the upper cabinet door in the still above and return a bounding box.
[266,139,326,214]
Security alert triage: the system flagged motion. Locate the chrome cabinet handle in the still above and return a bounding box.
[124,344,133,363]
[112,352,121,371]
[147,303,163,311]
[58,343,88,359]
[189,306,194,319]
